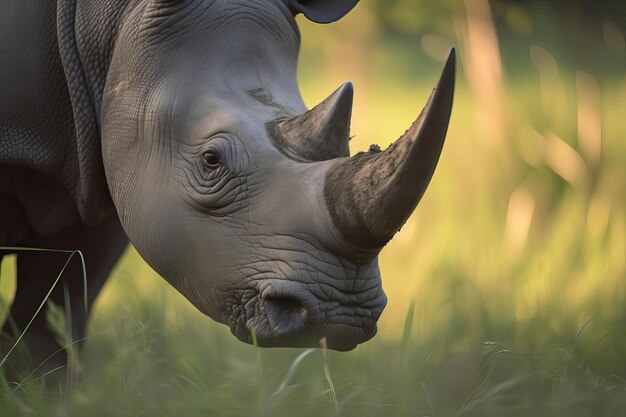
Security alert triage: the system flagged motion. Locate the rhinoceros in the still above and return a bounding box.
[0,0,454,364]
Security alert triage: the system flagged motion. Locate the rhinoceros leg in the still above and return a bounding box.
[1,213,127,375]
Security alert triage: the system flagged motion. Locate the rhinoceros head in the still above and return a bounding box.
[100,0,454,350]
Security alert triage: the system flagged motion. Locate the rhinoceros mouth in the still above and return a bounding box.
[227,285,384,351]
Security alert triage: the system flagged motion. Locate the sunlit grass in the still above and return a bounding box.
[1,1,625,415]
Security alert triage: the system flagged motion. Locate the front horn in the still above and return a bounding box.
[324,48,456,248]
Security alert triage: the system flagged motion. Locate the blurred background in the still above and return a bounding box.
[296,0,626,362]
[295,0,626,360]
[1,0,625,415]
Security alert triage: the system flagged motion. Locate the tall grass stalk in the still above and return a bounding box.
[319,337,340,413]
[251,327,268,414]
[0,248,85,370]
[401,300,416,365]
[0,247,88,313]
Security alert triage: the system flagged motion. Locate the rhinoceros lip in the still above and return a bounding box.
[228,288,379,351]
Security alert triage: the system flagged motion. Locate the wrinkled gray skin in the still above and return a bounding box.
[0,0,454,364]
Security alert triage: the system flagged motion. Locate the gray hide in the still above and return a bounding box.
[0,0,454,355]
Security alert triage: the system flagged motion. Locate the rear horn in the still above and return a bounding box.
[268,83,353,162]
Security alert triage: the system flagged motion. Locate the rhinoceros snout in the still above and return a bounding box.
[234,289,386,351]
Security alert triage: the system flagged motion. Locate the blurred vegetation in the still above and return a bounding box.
[1,0,625,415]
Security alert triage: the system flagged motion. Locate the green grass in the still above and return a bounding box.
[2,269,625,417]
[1,2,625,416]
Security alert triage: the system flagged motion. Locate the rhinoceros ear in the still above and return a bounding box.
[288,0,359,23]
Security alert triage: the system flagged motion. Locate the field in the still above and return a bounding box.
[1,1,625,416]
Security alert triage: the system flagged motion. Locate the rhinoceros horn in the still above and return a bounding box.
[268,83,353,162]
[324,48,456,248]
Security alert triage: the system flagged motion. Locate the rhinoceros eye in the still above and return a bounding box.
[202,149,221,169]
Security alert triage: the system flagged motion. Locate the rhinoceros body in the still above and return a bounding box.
[0,0,454,366]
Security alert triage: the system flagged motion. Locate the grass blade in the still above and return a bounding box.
[401,300,416,364]
[0,250,80,369]
[319,337,340,413]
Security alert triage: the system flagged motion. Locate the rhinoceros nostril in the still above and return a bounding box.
[264,297,306,335]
